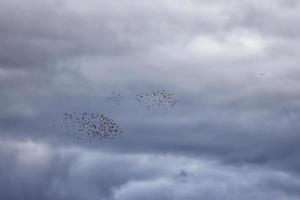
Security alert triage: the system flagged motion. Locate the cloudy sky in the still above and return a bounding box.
[1,0,300,199]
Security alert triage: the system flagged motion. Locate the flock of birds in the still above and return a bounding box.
[135,89,180,109]
[55,112,124,142]
[54,73,266,142]
[55,89,179,142]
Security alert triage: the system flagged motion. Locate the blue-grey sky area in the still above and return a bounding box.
[1,0,300,199]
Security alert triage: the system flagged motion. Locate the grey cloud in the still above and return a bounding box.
[0,0,255,69]
[0,0,134,69]
[1,0,300,199]
[0,139,299,200]
[1,76,300,175]
[236,1,300,39]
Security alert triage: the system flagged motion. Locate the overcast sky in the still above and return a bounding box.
[1,0,300,199]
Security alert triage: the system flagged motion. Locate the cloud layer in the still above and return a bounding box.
[1,0,300,199]
[1,139,300,200]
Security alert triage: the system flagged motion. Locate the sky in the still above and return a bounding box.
[1,0,300,199]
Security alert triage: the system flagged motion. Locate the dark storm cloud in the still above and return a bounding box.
[1,0,300,199]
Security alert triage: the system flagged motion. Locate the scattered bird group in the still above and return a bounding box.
[107,91,122,105]
[56,112,124,142]
[135,89,179,109]
[54,89,179,142]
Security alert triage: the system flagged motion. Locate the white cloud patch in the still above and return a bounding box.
[188,30,267,59]
[0,139,51,166]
